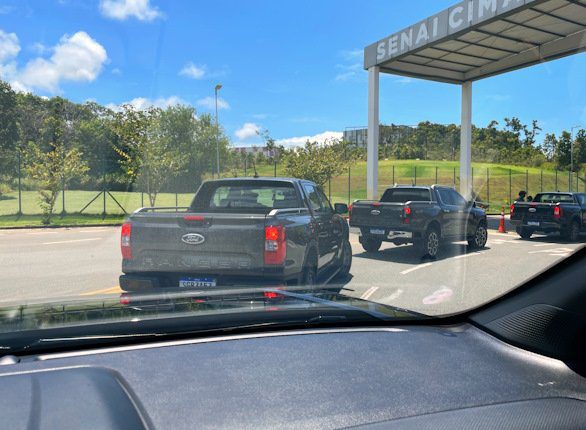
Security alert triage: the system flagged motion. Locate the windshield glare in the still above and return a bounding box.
[0,0,584,343]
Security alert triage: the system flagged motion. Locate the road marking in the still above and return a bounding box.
[528,247,573,255]
[454,252,481,260]
[533,243,553,247]
[42,238,102,245]
[80,286,122,296]
[360,286,378,300]
[549,253,570,257]
[381,288,404,302]
[78,228,110,233]
[400,262,433,275]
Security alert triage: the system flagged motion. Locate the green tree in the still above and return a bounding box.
[0,81,19,178]
[112,105,186,206]
[283,140,358,186]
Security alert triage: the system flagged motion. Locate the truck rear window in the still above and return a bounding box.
[381,188,431,203]
[533,193,574,203]
[191,181,299,213]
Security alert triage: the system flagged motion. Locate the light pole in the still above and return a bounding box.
[214,83,222,178]
[570,125,581,191]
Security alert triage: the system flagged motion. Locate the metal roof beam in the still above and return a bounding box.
[454,38,519,55]
[409,53,479,68]
[500,18,566,38]
[564,0,586,9]
[428,46,499,62]
[529,7,585,27]
[473,29,540,47]
[464,28,586,81]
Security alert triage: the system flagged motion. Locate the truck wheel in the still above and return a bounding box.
[468,222,488,249]
[361,237,382,253]
[565,220,580,242]
[516,227,532,240]
[336,240,352,279]
[418,226,440,258]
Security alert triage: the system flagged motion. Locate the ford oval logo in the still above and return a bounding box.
[182,233,205,245]
[528,208,537,212]
[371,209,381,216]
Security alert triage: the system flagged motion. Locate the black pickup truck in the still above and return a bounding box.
[349,185,488,258]
[510,192,586,241]
[119,178,352,292]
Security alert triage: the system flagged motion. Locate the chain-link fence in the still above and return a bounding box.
[1,157,585,218]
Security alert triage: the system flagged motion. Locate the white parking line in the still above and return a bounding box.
[454,252,481,260]
[42,238,102,245]
[528,247,573,255]
[360,286,378,300]
[400,263,433,275]
[533,243,554,247]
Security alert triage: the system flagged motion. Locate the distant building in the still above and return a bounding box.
[232,146,275,158]
[343,125,417,148]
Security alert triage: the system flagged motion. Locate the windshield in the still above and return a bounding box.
[0,0,584,349]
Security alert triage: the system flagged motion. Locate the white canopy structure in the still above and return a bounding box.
[364,0,586,199]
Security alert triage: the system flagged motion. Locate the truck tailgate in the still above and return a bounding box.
[513,203,555,222]
[126,212,267,273]
[350,202,404,228]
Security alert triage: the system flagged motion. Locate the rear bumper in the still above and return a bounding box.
[358,227,415,244]
[510,219,563,232]
[120,271,300,292]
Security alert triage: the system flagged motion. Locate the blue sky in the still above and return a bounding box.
[1,0,585,146]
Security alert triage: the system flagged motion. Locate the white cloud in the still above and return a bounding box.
[197,96,229,110]
[395,77,413,84]
[29,42,48,55]
[8,31,107,93]
[0,29,20,63]
[235,122,260,140]
[276,131,343,147]
[179,62,206,79]
[99,0,162,21]
[339,48,362,61]
[334,63,363,82]
[111,67,122,75]
[106,95,187,111]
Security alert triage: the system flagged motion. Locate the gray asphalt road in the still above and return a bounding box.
[0,226,583,316]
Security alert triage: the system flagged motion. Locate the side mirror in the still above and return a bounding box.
[334,203,349,215]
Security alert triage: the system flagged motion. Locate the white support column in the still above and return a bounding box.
[367,66,380,200]
[460,81,472,199]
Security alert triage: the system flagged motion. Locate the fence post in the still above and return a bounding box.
[435,166,438,184]
[141,192,144,208]
[274,159,277,177]
[175,192,178,209]
[486,168,489,207]
[17,150,22,216]
[348,166,351,204]
[61,176,65,217]
[392,165,395,185]
[414,166,417,185]
[568,170,571,192]
[509,169,513,204]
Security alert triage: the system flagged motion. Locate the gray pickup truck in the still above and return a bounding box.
[120,178,352,292]
[349,185,488,258]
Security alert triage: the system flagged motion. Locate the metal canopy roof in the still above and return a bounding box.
[364,0,586,84]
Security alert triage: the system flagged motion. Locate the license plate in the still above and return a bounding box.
[179,277,217,288]
[370,228,385,235]
[527,221,539,227]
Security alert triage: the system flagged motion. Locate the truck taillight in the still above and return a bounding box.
[264,225,286,265]
[348,203,353,221]
[510,204,515,216]
[403,206,411,224]
[121,222,132,260]
[553,205,562,219]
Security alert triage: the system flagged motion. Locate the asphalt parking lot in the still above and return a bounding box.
[0,226,583,316]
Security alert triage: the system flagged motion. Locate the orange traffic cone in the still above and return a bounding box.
[498,206,507,233]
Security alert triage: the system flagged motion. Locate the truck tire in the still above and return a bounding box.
[516,227,532,240]
[468,222,488,249]
[563,220,580,242]
[361,237,382,253]
[417,226,441,258]
[336,240,352,280]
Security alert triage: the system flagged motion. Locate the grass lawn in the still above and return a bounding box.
[1,160,583,227]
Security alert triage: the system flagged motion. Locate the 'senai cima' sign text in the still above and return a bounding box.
[364,0,539,68]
